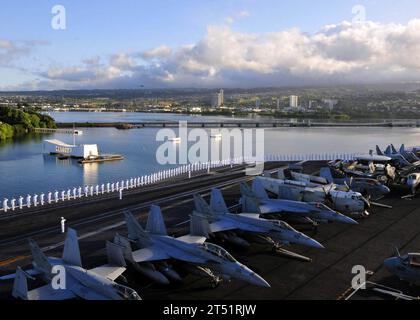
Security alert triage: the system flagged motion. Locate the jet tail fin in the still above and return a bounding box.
[391,144,398,154]
[385,145,392,155]
[62,228,82,267]
[28,239,52,275]
[239,181,263,213]
[240,182,254,198]
[189,214,210,238]
[376,145,384,156]
[106,241,126,267]
[12,267,29,300]
[193,194,212,216]
[252,179,270,200]
[241,196,262,214]
[210,189,229,214]
[400,144,405,154]
[146,205,168,236]
[124,211,153,247]
[319,167,334,184]
[113,233,135,263]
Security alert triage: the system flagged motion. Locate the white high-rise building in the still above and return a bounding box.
[211,89,225,108]
[219,89,224,107]
[323,99,338,111]
[276,98,281,110]
[289,95,299,108]
[212,89,224,108]
[255,98,261,109]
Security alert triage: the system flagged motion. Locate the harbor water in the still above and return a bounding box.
[1,112,420,199]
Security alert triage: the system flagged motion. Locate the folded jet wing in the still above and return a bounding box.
[13,268,76,301]
[258,199,318,215]
[131,246,171,263]
[124,209,212,265]
[73,231,128,282]
[26,285,77,301]
[89,265,127,281]
[206,219,239,233]
[10,229,139,301]
[176,235,207,244]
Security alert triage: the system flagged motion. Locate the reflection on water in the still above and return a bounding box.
[1,123,420,199]
[43,154,72,166]
[83,163,99,186]
[42,154,99,188]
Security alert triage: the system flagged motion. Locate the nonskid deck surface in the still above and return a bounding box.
[0,161,419,300]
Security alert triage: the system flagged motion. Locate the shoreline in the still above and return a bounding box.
[55,120,420,128]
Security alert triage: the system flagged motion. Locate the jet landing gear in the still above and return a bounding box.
[197,266,223,288]
[263,236,312,263]
[207,272,223,288]
[182,264,223,288]
[211,277,223,288]
[117,275,128,284]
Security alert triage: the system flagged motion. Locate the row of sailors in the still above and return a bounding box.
[1,159,239,213]
[2,174,162,212]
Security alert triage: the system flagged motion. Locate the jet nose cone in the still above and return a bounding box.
[251,273,271,288]
[338,214,359,225]
[382,186,391,194]
[307,238,325,249]
[245,268,271,288]
[297,234,325,249]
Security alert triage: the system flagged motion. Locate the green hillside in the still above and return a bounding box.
[0,107,56,140]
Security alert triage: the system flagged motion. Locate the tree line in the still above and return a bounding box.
[0,107,56,140]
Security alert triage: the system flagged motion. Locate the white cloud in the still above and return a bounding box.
[7,19,420,90]
[0,39,45,66]
[110,52,137,70]
[141,45,172,60]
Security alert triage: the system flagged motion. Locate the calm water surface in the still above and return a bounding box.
[1,112,420,199]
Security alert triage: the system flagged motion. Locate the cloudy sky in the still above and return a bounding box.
[1,0,420,90]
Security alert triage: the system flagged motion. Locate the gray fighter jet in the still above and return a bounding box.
[2,228,141,300]
[384,249,420,286]
[240,180,358,225]
[116,207,270,288]
[192,189,324,249]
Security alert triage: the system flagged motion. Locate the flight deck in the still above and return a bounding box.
[0,161,419,300]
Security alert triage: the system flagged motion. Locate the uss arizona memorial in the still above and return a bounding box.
[43,139,99,159]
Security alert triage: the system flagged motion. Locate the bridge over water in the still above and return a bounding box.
[57,120,419,129]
